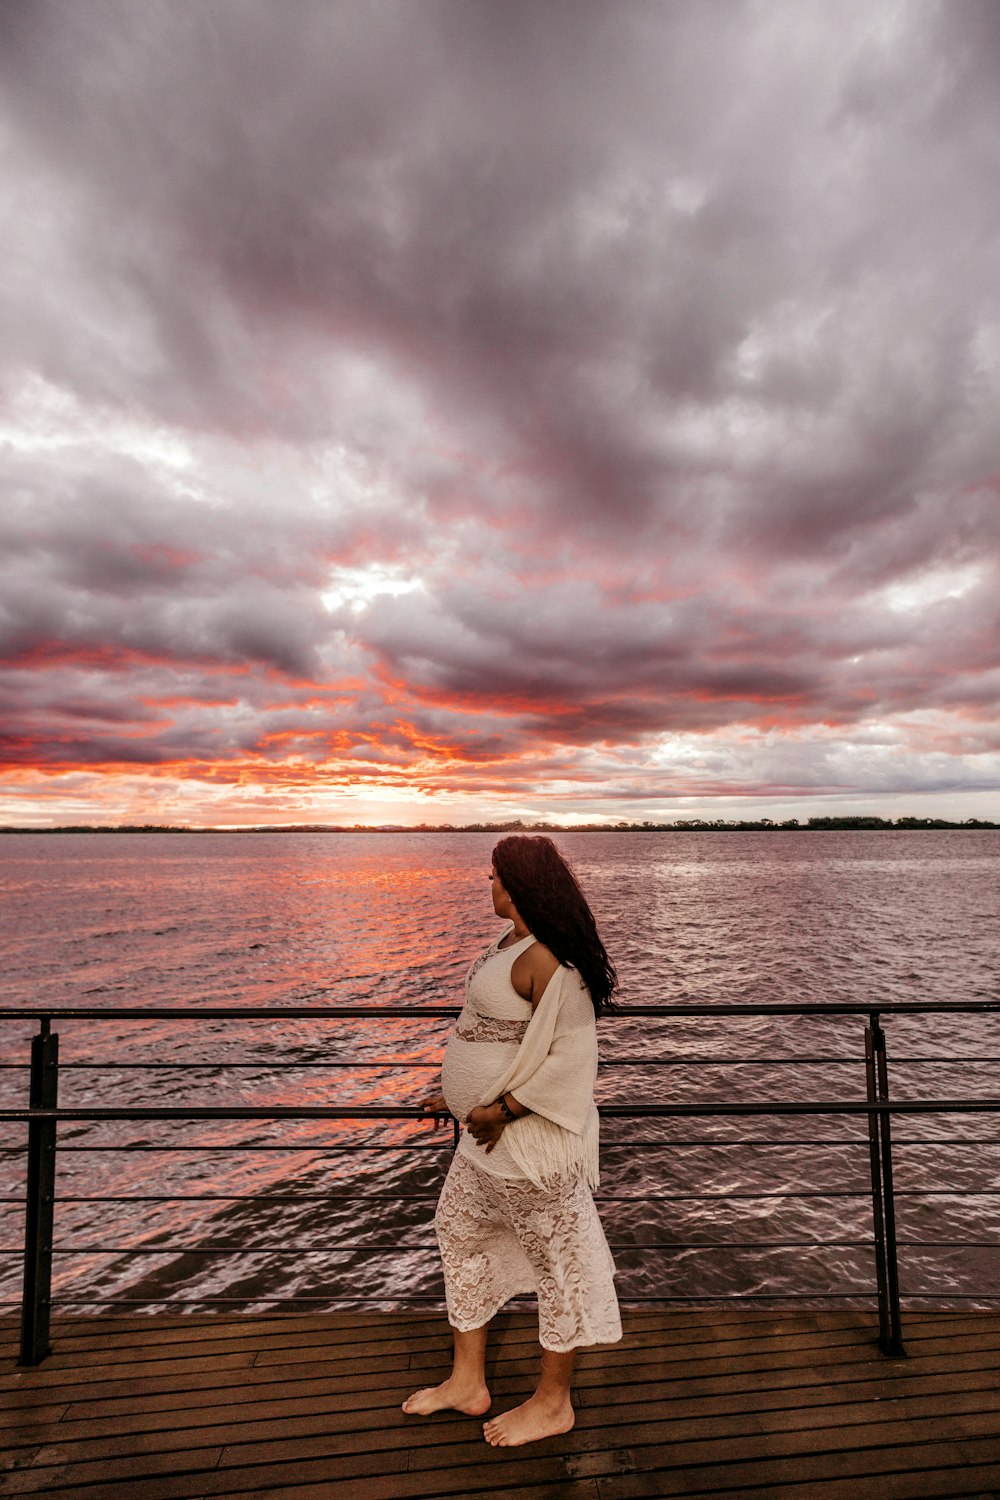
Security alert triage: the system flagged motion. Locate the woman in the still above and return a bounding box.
[402,834,622,1447]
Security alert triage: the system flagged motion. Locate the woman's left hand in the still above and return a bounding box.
[465,1103,506,1153]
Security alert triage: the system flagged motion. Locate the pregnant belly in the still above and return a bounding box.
[441,1035,519,1119]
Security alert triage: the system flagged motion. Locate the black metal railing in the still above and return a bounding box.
[1,1001,998,1368]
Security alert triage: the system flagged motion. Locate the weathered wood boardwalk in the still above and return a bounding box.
[1,1309,998,1498]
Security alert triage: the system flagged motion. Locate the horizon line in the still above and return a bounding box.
[2,815,999,835]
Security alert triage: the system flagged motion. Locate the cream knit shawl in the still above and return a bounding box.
[475,962,601,1189]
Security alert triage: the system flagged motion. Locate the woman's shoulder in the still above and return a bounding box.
[526,936,559,968]
[512,937,561,1007]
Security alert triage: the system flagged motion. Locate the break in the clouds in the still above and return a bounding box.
[2,0,1000,826]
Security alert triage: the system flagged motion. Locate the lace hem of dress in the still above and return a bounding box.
[434,1149,622,1351]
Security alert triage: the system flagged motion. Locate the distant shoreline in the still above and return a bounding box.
[2,817,998,834]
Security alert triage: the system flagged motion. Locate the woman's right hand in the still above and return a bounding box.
[421,1091,449,1127]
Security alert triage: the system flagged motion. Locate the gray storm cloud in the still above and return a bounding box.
[1,0,1000,817]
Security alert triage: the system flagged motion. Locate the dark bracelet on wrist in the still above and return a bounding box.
[496,1094,517,1122]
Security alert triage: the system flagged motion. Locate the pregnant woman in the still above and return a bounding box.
[402,834,622,1447]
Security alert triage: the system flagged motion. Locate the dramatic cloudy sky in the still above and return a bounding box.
[2,0,1000,827]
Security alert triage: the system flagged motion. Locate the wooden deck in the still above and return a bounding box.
[1,1309,998,1499]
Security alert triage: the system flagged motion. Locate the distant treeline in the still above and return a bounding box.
[3,816,998,834]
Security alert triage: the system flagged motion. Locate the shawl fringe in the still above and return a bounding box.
[501,1105,601,1190]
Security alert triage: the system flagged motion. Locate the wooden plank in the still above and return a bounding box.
[0,1445,225,1495]
[575,1356,1000,1410]
[247,1317,883,1365]
[4,1327,999,1444]
[7,1344,995,1446]
[404,1418,1000,1499]
[57,1423,997,1500]
[0,1445,600,1500]
[0,1446,40,1477]
[4,1334,275,1373]
[574,1345,1000,1403]
[25,1310,448,1354]
[204,1393,999,1479]
[5,1332,998,1435]
[35,1326,1000,1404]
[397,1403,1000,1470]
[1,1304,991,1382]
[0,1349,258,1392]
[0,1403,70,1436]
[0,1303,929,1370]
[595,1447,1000,1499]
[0,1359,412,1417]
[2,1305,989,1346]
[10,1382,1000,1497]
[10,1364,996,1468]
[10,1334,788,1401]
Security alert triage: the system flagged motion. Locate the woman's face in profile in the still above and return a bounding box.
[489,865,509,917]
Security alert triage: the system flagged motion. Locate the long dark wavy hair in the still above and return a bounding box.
[492,835,617,1015]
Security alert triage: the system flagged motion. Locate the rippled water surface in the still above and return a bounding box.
[1,829,998,1313]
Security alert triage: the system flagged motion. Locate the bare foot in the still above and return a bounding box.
[483,1392,575,1446]
[402,1377,491,1417]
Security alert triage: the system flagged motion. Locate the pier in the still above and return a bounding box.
[3,1307,1000,1496]
[2,1001,999,1495]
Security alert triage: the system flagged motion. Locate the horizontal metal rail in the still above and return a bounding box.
[5,1291,925,1307]
[3,1190,994,1206]
[2,1100,998,1121]
[2,1000,1000,1019]
[3,1054,998,1069]
[0,1244,964,1257]
[3,1135,998,1151]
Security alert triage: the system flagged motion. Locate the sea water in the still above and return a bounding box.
[1,829,998,1312]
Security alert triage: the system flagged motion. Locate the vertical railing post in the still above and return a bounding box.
[865,1016,890,1352]
[865,1013,905,1357]
[19,1018,59,1367]
[874,1022,905,1356]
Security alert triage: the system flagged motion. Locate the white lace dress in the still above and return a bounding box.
[436,928,622,1352]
